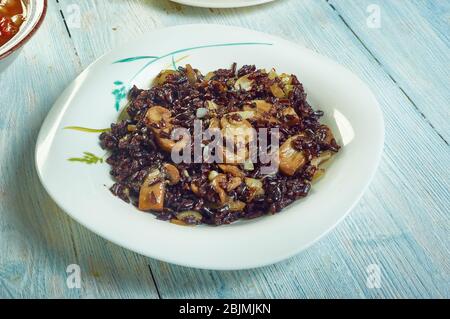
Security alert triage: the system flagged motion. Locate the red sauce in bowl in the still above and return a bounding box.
[0,0,26,47]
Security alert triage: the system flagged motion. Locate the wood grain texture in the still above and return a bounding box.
[0,1,159,299]
[0,0,448,298]
[328,0,450,143]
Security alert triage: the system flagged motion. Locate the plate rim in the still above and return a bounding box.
[170,0,277,9]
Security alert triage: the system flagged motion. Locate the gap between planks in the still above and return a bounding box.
[325,0,449,146]
[50,0,448,297]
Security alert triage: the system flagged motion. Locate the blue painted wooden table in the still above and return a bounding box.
[0,0,448,298]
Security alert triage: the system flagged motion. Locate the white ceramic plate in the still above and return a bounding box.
[170,0,276,8]
[36,24,384,270]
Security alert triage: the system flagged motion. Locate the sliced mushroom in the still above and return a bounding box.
[210,173,228,204]
[127,124,137,132]
[243,100,273,114]
[176,210,203,224]
[204,71,215,81]
[220,113,255,144]
[319,125,336,145]
[243,100,278,124]
[312,168,325,183]
[222,143,249,164]
[278,135,307,176]
[282,107,300,126]
[234,74,254,91]
[227,111,257,120]
[163,163,180,185]
[218,164,245,177]
[310,151,333,167]
[153,70,179,86]
[139,181,165,212]
[145,106,176,152]
[185,64,198,84]
[145,106,172,126]
[190,182,200,195]
[170,218,188,226]
[226,177,243,192]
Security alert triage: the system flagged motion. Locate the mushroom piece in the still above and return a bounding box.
[282,107,300,126]
[153,70,179,86]
[226,110,257,120]
[185,64,198,84]
[226,177,243,192]
[156,137,176,153]
[312,168,325,183]
[221,142,249,164]
[220,113,255,164]
[243,100,273,114]
[234,74,254,91]
[243,100,278,124]
[220,113,255,144]
[145,106,172,127]
[175,210,203,224]
[145,106,176,152]
[138,170,165,212]
[310,151,333,167]
[204,71,215,81]
[319,125,337,145]
[278,135,307,176]
[190,182,200,195]
[163,163,180,185]
[218,164,245,177]
[210,173,228,204]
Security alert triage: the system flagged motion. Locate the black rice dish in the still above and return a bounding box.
[100,64,340,226]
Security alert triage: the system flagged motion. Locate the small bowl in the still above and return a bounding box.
[0,0,47,72]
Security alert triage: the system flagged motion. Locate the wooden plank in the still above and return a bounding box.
[59,0,450,298]
[0,1,159,298]
[0,1,82,299]
[328,0,450,143]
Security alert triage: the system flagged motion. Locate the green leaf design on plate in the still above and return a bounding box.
[113,56,159,64]
[112,82,127,111]
[68,152,104,164]
[172,55,177,70]
[64,126,110,133]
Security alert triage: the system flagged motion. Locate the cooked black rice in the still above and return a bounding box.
[99,64,340,225]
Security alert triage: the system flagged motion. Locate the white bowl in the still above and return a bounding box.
[35,24,384,270]
[0,0,47,72]
[170,0,277,8]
